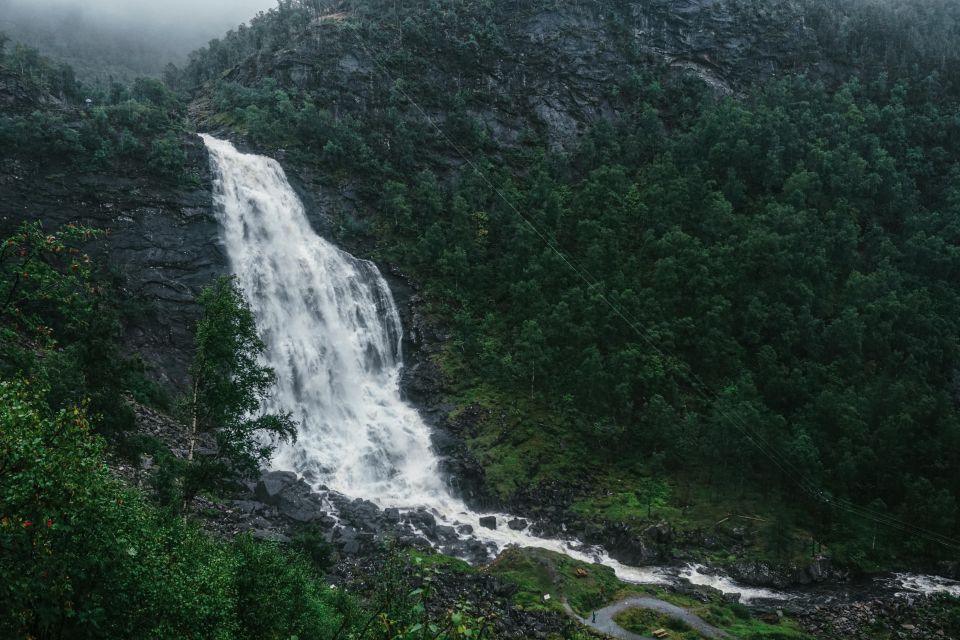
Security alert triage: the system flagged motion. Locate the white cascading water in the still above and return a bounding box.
[201,134,666,584]
[202,134,960,603]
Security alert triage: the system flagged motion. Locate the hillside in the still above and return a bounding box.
[2,1,960,638]
[172,0,960,570]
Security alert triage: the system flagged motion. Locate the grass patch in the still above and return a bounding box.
[446,382,595,499]
[486,547,645,615]
[614,607,704,639]
[724,620,812,639]
[407,548,475,573]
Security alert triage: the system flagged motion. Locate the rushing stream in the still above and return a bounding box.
[201,134,959,608]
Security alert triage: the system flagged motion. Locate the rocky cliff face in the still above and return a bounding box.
[0,136,219,392]
[209,0,818,151]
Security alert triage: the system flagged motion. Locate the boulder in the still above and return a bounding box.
[384,507,401,523]
[405,509,438,537]
[255,470,300,505]
[278,496,325,522]
[435,525,457,540]
[641,521,672,545]
[507,518,528,531]
[479,516,497,530]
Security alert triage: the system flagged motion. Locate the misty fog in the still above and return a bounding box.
[0,0,279,81]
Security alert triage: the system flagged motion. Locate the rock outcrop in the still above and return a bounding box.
[0,134,220,391]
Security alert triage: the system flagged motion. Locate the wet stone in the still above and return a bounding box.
[255,470,299,504]
[507,518,528,531]
[435,525,457,540]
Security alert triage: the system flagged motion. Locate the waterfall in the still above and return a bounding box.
[202,134,443,507]
[201,134,668,583]
[201,134,960,603]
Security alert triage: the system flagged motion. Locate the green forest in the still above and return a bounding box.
[3,0,960,638]
[175,0,960,564]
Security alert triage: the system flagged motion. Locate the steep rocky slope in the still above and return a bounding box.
[0,70,219,389]
[0,154,216,390]
[197,0,821,150]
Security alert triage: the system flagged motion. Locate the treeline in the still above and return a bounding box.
[0,38,191,182]
[805,0,960,84]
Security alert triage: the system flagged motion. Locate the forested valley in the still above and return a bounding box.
[2,1,960,639]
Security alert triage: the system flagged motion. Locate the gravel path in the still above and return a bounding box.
[564,596,732,639]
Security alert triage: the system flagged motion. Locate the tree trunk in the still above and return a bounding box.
[187,380,199,461]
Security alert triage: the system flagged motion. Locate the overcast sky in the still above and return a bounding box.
[1,0,279,31]
[0,0,283,77]
[0,0,276,45]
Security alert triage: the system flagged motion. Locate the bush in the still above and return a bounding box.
[0,381,352,639]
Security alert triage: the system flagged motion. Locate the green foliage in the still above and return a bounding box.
[291,523,336,572]
[0,221,134,435]
[185,276,296,493]
[0,381,356,639]
[0,43,191,183]
[488,547,624,616]
[613,608,700,640]
[231,535,346,640]
[362,548,494,639]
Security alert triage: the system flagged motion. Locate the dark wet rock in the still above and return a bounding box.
[441,538,492,565]
[0,132,218,393]
[339,498,383,532]
[404,509,438,538]
[508,518,528,531]
[673,582,723,604]
[435,525,457,540]
[642,522,673,545]
[230,499,266,514]
[277,494,326,523]
[255,471,300,505]
[457,524,474,535]
[479,516,497,530]
[384,507,401,523]
[397,534,432,550]
[729,557,847,588]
